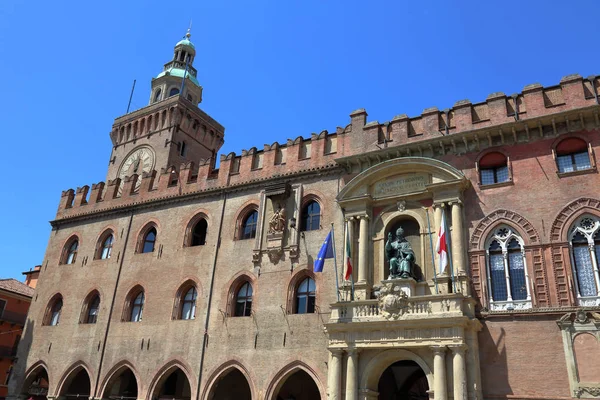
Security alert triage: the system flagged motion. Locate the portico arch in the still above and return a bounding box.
[361,349,433,394]
[21,362,50,400]
[56,362,93,400]
[264,360,325,400]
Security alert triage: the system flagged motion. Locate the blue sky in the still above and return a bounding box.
[1,0,599,280]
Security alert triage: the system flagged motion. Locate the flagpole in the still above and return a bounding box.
[425,207,439,295]
[443,207,458,293]
[330,223,341,302]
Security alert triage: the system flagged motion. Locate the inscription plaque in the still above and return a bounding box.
[373,173,429,197]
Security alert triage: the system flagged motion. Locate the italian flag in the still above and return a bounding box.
[436,209,449,274]
[345,225,353,280]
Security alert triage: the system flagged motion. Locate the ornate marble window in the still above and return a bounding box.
[569,216,600,306]
[485,226,531,311]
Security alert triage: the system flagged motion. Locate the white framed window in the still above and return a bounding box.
[569,216,600,306]
[485,226,532,311]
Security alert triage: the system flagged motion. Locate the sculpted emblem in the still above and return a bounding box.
[268,205,286,234]
[377,284,409,320]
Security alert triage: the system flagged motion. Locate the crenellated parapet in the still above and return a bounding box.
[55,73,600,221]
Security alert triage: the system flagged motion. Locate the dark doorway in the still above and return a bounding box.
[378,360,428,400]
[22,367,49,400]
[154,368,191,400]
[208,369,251,400]
[104,368,138,400]
[275,370,320,400]
[62,368,91,400]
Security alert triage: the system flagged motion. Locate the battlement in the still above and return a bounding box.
[55,73,600,221]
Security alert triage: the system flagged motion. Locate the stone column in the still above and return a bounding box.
[451,201,465,275]
[328,349,343,400]
[345,348,359,400]
[465,329,483,400]
[431,345,448,400]
[450,345,467,400]
[358,215,369,284]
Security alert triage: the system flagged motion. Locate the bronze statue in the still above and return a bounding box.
[268,206,286,234]
[385,227,415,279]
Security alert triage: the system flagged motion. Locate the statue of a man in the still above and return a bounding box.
[269,206,286,233]
[385,227,415,279]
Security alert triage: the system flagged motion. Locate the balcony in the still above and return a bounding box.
[0,310,27,325]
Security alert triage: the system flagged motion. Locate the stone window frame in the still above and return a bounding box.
[60,235,80,265]
[183,213,209,247]
[557,311,600,398]
[299,195,323,232]
[226,273,256,318]
[475,150,513,189]
[552,135,597,178]
[235,205,259,241]
[43,293,64,326]
[567,215,600,306]
[173,280,199,320]
[94,229,115,260]
[285,268,318,315]
[484,224,532,311]
[122,285,145,322]
[136,222,159,254]
[80,290,101,324]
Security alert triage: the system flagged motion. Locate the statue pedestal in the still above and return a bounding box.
[382,278,417,298]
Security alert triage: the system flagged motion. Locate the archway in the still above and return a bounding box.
[22,365,49,400]
[377,360,428,400]
[60,367,91,400]
[103,367,138,400]
[273,370,320,400]
[207,368,251,400]
[151,367,191,400]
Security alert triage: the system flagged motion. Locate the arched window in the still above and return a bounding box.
[295,277,316,314]
[169,88,180,97]
[556,137,592,173]
[45,296,63,326]
[191,219,207,246]
[64,239,79,265]
[142,228,157,253]
[479,152,509,185]
[129,290,145,322]
[83,293,100,324]
[234,282,253,317]
[153,89,162,103]
[99,234,113,260]
[569,216,600,304]
[180,287,197,320]
[485,226,531,311]
[301,200,321,231]
[240,210,258,240]
[180,141,187,157]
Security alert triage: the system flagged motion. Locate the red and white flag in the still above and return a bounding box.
[345,224,353,280]
[436,209,448,274]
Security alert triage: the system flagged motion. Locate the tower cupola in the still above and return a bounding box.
[150,29,203,105]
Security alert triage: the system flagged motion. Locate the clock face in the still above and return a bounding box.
[118,146,155,194]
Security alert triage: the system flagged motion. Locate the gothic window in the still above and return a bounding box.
[301,200,321,231]
[240,210,258,240]
[169,88,180,97]
[97,232,114,260]
[153,89,162,103]
[45,295,63,326]
[126,289,145,322]
[295,277,316,314]
[569,216,600,304]
[82,292,100,324]
[63,238,79,265]
[179,286,197,320]
[234,282,253,317]
[180,141,187,157]
[485,226,531,310]
[479,152,509,185]
[556,137,592,173]
[141,227,157,253]
[190,218,208,246]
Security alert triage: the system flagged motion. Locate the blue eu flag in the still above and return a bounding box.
[314,230,334,272]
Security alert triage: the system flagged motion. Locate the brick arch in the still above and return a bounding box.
[264,359,326,400]
[550,198,600,242]
[146,359,196,400]
[22,361,51,396]
[470,210,540,250]
[200,359,257,400]
[98,359,141,399]
[55,360,94,397]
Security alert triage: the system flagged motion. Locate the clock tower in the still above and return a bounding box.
[106,30,225,189]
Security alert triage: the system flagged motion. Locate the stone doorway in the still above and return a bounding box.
[274,370,321,400]
[377,360,429,400]
[207,368,251,400]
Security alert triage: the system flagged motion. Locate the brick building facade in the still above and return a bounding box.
[8,32,600,399]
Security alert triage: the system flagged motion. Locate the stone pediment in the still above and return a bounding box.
[337,157,468,207]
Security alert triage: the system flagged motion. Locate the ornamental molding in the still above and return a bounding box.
[469,209,540,250]
[551,198,600,242]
